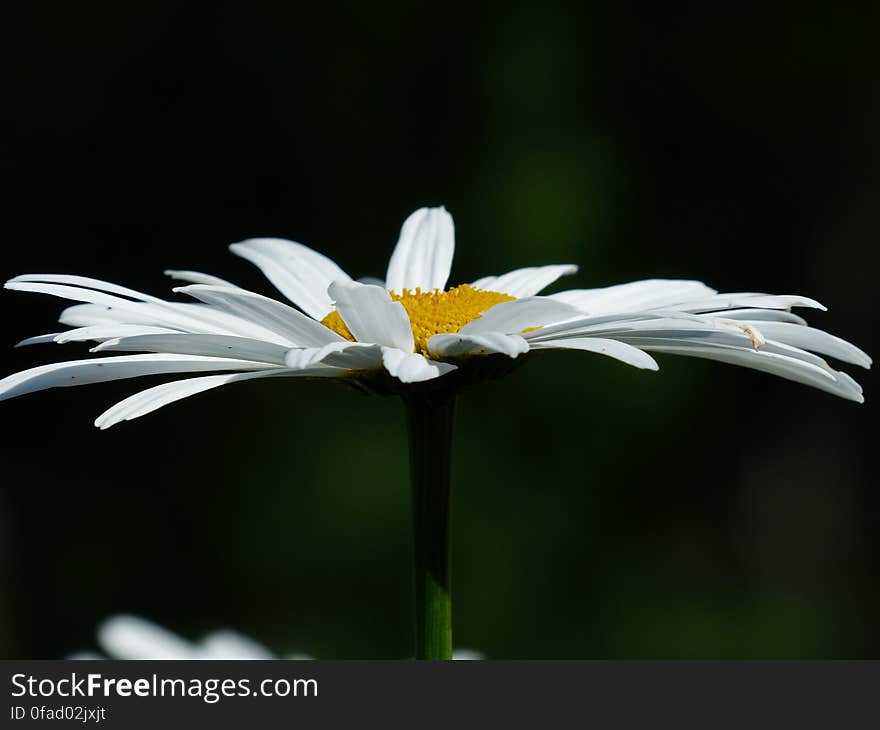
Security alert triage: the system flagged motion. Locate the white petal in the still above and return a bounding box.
[381,347,457,383]
[321,342,382,370]
[198,631,275,659]
[285,342,385,371]
[734,322,871,368]
[14,323,175,349]
[527,317,767,349]
[229,237,351,319]
[55,325,178,344]
[385,207,454,294]
[618,333,831,371]
[549,279,717,314]
[357,276,386,287]
[283,342,349,369]
[459,297,581,336]
[57,302,193,329]
[95,333,290,364]
[58,303,158,328]
[530,337,659,370]
[53,299,271,340]
[6,281,149,309]
[524,311,713,342]
[322,343,384,369]
[673,293,827,313]
[98,615,197,659]
[468,274,497,290]
[329,280,414,351]
[94,368,338,429]
[164,270,239,287]
[15,333,63,347]
[0,354,274,402]
[452,650,484,660]
[8,274,165,303]
[427,332,529,358]
[635,341,863,402]
[175,285,345,348]
[702,308,808,325]
[8,281,283,341]
[471,264,578,297]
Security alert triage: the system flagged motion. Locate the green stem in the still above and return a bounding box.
[405,390,455,660]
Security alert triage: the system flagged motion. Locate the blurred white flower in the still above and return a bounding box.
[70,615,303,660]
[1,206,869,426]
[71,615,482,660]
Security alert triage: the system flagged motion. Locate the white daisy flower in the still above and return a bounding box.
[0,205,870,423]
[71,614,482,660]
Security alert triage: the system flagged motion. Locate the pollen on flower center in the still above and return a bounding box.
[321,284,515,355]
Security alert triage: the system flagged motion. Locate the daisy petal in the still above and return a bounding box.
[702,308,808,325]
[94,368,337,429]
[283,341,360,369]
[7,274,165,303]
[199,631,275,659]
[523,311,711,342]
[530,337,659,370]
[617,333,830,370]
[638,342,863,402]
[0,354,274,402]
[5,282,150,309]
[329,280,414,352]
[58,303,168,328]
[318,343,384,370]
[97,615,195,659]
[164,270,239,287]
[385,207,454,294]
[452,650,484,660]
[50,298,270,341]
[471,264,578,297]
[15,333,63,347]
[428,332,529,358]
[460,297,581,336]
[20,327,174,349]
[615,329,859,385]
[230,237,352,320]
[7,281,283,340]
[174,285,345,348]
[527,317,765,346]
[731,322,871,368]
[283,342,384,372]
[94,333,290,365]
[674,293,827,313]
[549,279,717,314]
[381,347,457,383]
[55,325,178,344]
[468,274,497,290]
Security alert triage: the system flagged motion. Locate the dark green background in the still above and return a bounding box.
[0,2,877,658]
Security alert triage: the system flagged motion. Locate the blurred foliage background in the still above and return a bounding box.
[0,2,877,658]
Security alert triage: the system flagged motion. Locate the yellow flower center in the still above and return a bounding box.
[321,284,515,355]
